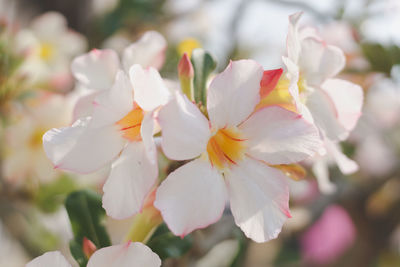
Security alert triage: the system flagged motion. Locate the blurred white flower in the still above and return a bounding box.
[2,92,73,185]
[15,12,87,90]
[267,12,364,193]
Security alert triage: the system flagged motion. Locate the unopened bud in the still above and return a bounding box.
[178,53,194,79]
[178,53,194,100]
[83,237,97,259]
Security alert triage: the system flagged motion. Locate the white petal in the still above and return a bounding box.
[129,64,170,111]
[282,56,301,110]
[26,251,71,267]
[90,71,134,127]
[240,106,321,165]
[43,117,125,174]
[103,142,158,219]
[122,31,167,71]
[306,89,348,141]
[286,12,303,63]
[154,159,228,236]
[87,242,161,267]
[72,91,101,121]
[226,157,290,243]
[321,79,363,131]
[207,60,263,129]
[312,159,336,194]
[32,12,67,40]
[71,49,120,91]
[58,30,87,56]
[141,111,157,164]
[299,38,345,86]
[325,139,358,175]
[158,92,210,160]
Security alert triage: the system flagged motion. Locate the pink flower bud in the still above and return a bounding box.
[83,237,97,259]
[178,53,194,79]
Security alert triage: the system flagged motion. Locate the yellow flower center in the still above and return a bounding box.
[255,75,308,113]
[116,106,144,141]
[39,42,55,61]
[206,127,247,170]
[30,128,46,148]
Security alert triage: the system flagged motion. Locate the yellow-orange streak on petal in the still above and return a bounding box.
[272,164,307,181]
[116,106,144,141]
[206,128,247,170]
[255,75,307,113]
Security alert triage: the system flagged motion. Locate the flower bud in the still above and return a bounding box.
[83,237,97,259]
[178,53,194,100]
[178,53,194,79]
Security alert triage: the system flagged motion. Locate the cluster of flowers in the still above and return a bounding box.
[28,12,363,266]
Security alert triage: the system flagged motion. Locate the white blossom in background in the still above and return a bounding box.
[15,12,87,90]
[279,12,363,193]
[26,242,161,267]
[2,92,73,185]
[155,59,322,242]
[353,77,400,176]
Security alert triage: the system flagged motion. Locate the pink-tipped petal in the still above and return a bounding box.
[87,242,161,267]
[154,159,228,237]
[306,89,348,141]
[240,106,321,165]
[122,31,167,71]
[129,64,170,111]
[26,251,71,267]
[158,92,210,161]
[71,49,120,91]
[103,142,158,219]
[43,118,125,174]
[299,38,345,86]
[321,79,363,131]
[207,60,263,129]
[226,157,290,243]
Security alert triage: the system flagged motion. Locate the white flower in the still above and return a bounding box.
[271,12,364,193]
[15,12,87,87]
[70,31,167,121]
[43,66,170,219]
[26,242,161,267]
[2,92,73,185]
[283,12,363,141]
[154,60,321,242]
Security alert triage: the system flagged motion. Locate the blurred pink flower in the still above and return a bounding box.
[301,205,356,265]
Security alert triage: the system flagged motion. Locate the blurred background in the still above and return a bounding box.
[1,0,400,266]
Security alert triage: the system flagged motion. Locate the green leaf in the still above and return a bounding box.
[191,48,216,106]
[65,190,111,265]
[362,43,400,75]
[274,239,301,265]
[229,229,248,267]
[69,240,88,267]
[35,175,77,213]
[147,224,193,260]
